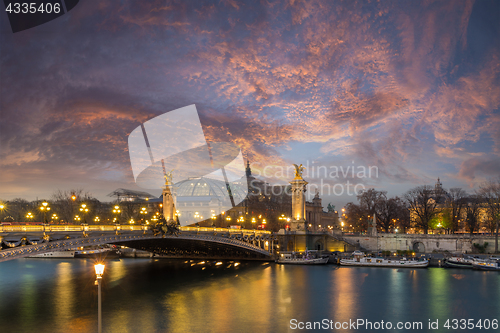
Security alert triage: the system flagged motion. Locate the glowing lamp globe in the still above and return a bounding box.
[94,264,105,276]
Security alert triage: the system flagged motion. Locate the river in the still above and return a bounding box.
[0,258,499,332]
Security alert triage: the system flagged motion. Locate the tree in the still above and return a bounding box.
[404,185,444,234]
[479,179,500,253]
[377,196,405,233]
[445,188,467,233]
[51,189,93,223]
[357,189,386,217]
[464,195,481,235]
[344,202,367,232]
[6,198,32,222]
[396,200,411,233]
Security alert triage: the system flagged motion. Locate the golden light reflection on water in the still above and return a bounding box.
[161,264,275,333]
[108,260,127,284]
[54,262,74,332]
[331,268,357,321]
[276,264,292,315]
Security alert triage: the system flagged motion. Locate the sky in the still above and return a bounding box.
[1,0,499,208]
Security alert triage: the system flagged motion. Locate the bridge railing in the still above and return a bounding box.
[0,224,272,234]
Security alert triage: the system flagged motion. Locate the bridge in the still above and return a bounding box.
[0,224,275,262]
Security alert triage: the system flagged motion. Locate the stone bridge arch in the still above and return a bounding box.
[0,233,273,262]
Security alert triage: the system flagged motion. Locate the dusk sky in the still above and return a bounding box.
[1,0,499,208]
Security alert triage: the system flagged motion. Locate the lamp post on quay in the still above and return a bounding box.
[94,263,105,333]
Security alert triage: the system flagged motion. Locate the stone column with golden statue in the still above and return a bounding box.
[290,163,308,232]
[162,170,176,223]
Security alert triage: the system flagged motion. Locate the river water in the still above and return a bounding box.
[0,258,499,333]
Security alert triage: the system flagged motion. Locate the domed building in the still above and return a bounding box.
[174,176,248,225]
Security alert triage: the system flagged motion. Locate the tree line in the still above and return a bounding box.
[0,189,158,224]
[343,179,500,237]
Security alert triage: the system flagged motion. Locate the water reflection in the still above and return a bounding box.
[428,268,450,319]
[1,260,500,333]
[54,262,74,332]
[19,274,36,331]
[331,268,357,321]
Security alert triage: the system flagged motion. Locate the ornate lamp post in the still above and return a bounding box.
[112,205,121,224]
[94,263,105,333]
[140,207,148,224]
[40,201,50,223]
[26,212,34,222]
[80,204,89,224]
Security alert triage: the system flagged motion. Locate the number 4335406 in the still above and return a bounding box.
[6,2,61,14]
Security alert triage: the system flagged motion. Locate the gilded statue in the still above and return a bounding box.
[164,169,174,185]
[293,164,305,179]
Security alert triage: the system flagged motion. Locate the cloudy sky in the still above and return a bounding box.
[1,0,499,208]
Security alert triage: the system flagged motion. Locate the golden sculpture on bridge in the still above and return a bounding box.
[293,163,305,180]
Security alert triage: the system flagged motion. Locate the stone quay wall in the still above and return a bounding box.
[343,234,499,254]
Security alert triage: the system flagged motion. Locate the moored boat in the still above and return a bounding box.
[443,256,475,269]
[276,251,329,265]
[28,250,75,258]
[340,251,429,268]
[75,247,120,258]
[472,259,500,271]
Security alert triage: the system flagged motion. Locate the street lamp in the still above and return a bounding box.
[40,201,51,223]
[26,212,34,222]
[80,204,89,223]
[94,263,105,333]
[112,205,121,224]
[0,203,5,221]
[140,207,148,224]
[51,213,58,223]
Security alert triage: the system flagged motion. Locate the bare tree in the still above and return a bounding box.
[396,200,411,233]
[377,196,405,233]
[344,202,368,232]
[357,189,386,216]
[479,179,500,253]
[5,198,33,222]
[464,195,482,235]
[446,188,468,233]
[404,185,444,234]
[51,189,94,223]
